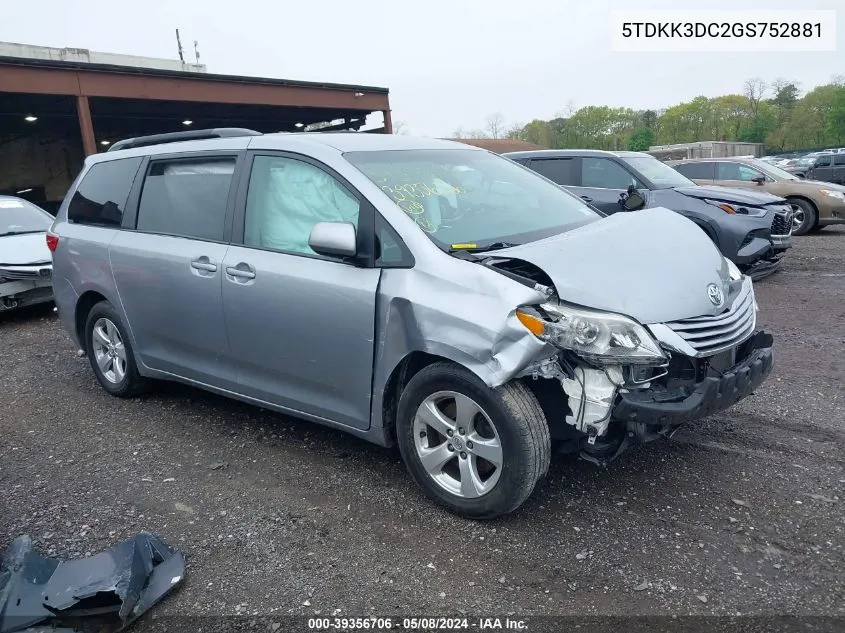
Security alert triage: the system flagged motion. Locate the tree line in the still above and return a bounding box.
[456,76,845,153]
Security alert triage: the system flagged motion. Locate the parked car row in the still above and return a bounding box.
[667,157,845,235]
[36,129,781,519]
[761,150,845,184]
[503,149,794,280]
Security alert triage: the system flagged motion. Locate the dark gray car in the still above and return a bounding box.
[504,150,794,280]
[804,153,845,185]
[48,130,774,519]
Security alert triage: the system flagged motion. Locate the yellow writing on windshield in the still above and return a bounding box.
[450,243,477,249]
[381,182,466,202]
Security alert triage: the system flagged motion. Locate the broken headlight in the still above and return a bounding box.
[725,257,742,281]
[516,303,666,366]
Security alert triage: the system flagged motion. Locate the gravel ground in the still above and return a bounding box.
[1,229,843,628]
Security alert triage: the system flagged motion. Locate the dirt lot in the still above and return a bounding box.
[1,229,843,628]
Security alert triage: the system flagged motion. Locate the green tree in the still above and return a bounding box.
[826,86,845,145]
[456,78,844,153]
[628,128,655,151]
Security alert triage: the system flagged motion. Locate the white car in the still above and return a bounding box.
[0,196,54,312]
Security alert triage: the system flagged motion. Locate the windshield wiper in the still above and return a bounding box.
[448,241,519,254]
[0,230,45,237]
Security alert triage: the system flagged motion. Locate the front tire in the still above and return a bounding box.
[396,362,550,519]
[84,301,147,397]
[788,198,817,236]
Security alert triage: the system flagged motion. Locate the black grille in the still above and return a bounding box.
[771,213,791,236]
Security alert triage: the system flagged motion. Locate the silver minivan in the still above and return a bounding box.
[49,129,774,519]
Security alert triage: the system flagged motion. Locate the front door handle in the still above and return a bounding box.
[225,265,256,280]
[190,257,217,272]
[580,195,593,203]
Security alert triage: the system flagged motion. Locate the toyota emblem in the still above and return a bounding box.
[707,283,723,306]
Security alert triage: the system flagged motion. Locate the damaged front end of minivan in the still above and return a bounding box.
[477,208,774,466]
[511,285,773,465]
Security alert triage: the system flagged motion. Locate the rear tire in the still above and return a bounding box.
[788,198,817,236]
[396,362,550,519]
[84,301,147,398]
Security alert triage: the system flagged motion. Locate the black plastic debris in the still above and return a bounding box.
[0,532,185,633]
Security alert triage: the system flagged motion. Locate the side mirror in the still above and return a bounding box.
[308,221,357,258]
[752,176,765,185]
[619,185,646,211]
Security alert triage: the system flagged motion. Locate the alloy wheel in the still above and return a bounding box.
[792,208,805,232]
[412,391,503,498]
[91,317,127,384]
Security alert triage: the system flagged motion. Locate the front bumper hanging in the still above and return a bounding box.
[612,331,774,427]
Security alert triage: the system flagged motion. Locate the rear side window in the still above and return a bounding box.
[674,162,715,180]
[529,158,577,185]
[68,157,143,227]
[834,155,845,166]
[136,157,236,242]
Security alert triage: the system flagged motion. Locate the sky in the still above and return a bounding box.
[1,0,842,137]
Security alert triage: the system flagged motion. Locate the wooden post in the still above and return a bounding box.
[76,96,97,156]
[382,109,393,134]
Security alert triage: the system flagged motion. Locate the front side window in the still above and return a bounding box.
[243,156,360,256]
[136,157,235,241]
[716,162,765,182]
[815,155,833,167]
[345,149,598,250]
[581,158,639,189]
[0,198,53,236]
[68,157,143,227]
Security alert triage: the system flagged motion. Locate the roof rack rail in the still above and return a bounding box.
[107,128,262,152]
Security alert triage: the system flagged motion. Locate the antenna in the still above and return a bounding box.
[175,29,185,62]
[193,40,201,64]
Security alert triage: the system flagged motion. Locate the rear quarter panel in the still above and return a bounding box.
[50,167,125,348]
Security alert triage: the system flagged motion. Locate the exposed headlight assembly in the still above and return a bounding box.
[516,303,666,366]
[725,257,742,281]
[704,199,766,217]
[820,189,845,201]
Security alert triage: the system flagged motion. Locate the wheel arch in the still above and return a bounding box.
[75,290,109,348]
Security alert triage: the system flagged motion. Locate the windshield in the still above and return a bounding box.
[752,159,799,181]
[345,149,599,249]
[620,156,695,189]
[0,198,52,235]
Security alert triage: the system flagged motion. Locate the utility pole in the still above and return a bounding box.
[175,29,185,62]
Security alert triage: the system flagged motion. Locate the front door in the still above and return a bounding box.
[567,157,644,215]
[713,161,769,191]
[222,153,381,430]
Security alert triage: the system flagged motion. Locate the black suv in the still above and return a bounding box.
[504,150,794,280]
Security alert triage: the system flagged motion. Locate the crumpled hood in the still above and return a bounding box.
[492,207,731,324]
[0,232,51,266]
[672,184,786,206]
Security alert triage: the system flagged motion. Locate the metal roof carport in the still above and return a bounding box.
[0,56,391,210]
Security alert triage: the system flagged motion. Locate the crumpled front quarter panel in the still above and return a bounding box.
[371,259,554,431]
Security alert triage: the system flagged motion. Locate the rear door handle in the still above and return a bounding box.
[190,257,217,272]
[580,195,593,203]
[226,266,256,280]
